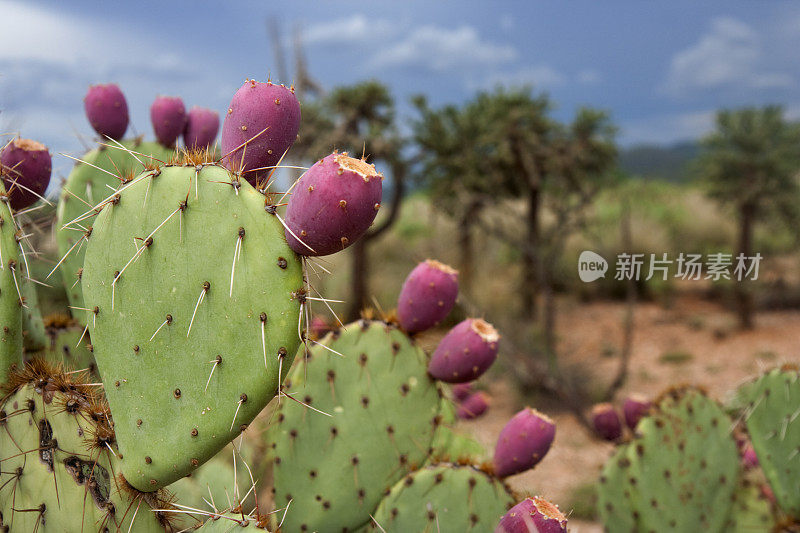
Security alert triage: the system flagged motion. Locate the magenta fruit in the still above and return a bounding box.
[150,95,187,147]
[83,83,129,140]
[428,318,499,383]
[0,138,52,210]
[457,391,489,420]
[622,393,651,430]
[452,382,473,402]
[284,152,383,256]
[220,79,300,184]
[493,407,555,477]
[183,106,220,149]
[397,259,459,333]
[495,496,568,533]
[591,403,623,441]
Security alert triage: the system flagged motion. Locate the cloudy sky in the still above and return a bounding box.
[2,0,800,178]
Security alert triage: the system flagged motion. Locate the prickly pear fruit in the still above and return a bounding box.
[84,83,129,140]
[495,496,568,533]
[457,391,489,419]
[397,259,458,333]
[428,318,499,383]
[221,79,300,184]
[622,393,651,429]
[591,402,623,441]
[0,138,51,210]
[740,443,759,470]
[151,95,187,147]
[284,152,382,256]
[452,381,473,401]
[184,106,220,149]
[493,407,555,477]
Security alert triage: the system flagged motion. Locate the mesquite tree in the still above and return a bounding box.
[696,106,800,329]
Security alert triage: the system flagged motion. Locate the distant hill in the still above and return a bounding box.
[619,141,700,182]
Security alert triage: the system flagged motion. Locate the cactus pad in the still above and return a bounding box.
[597,386,739,533]
[733,366,800,517]
[268,320,442,532]
[0,181,22,383]
[82,161,303,491]
[369,464,515,532]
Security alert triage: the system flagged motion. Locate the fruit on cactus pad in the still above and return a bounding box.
[220,79,300,184]
[493,407,555,477]
[622,393,651,429]
[283,151,383,256]
[84,83,129,140]
[397,259,459,333]
[151,95,187,147]
[428,318,499,383]
[591,402,623,441]
[184,106,220,149]
[457,391,489,419]
[495,496,568,533]
[452,382,473,402]
[0,138,52,210]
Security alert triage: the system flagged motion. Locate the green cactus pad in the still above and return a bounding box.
[0,363,171,532]
[40,325,97,376]
[56,140,173,324]
[733,366,800,517]
[726,477,776,532]
[0,182,23,383]
[429,425,486,464]
[597,386,739,533]
[82,162,303,491]
[370,464,515,532]
[268,320,442,532]
[196,512,268,531]
[21,278,46,352]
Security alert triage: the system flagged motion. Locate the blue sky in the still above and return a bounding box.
[3,0,800,179]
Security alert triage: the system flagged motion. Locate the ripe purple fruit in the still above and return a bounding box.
[220,79,300,184]
[591,403,623,441]
[457,391,489,420]
[495,496,567,533]
[397,259,459,333]
[428,318,499,383]
[84,83,129,140]
[452,382,473,402]
[0,138,52,210]
[622,394,651,430]
[150,96,187,147]
[493,407,555,478]
[284,152,383,256]
[183,106,220,149]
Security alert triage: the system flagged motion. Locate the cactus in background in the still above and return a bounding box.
[21,276,47,351]
[495,496,568,533]
[0,361,173,531]
[732,365,800,518]
[0,138,52,210]
[151,96,187,148]
[370,464,516,532]
[184,106,220,150]
[82,158,304,491]
[283,151,383,256]
[597,386,740,532]
[39,321,98,376]
[591,402,623,441]
[397,259,459,333]
[84,83,129,140]
[221,80,300,185]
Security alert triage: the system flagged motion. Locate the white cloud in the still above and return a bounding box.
[664,16,792,95]
[304,15,396,45]
[371,24,517,72]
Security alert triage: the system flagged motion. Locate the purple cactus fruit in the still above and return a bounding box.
[741,443,759,470]
[0,138,52,210]
[150,96,187,147]
[495,496,567,533]
[220,79,300,184]
[310,316,331,339]
[591,403,623,441]
[457,391,489,420]
[283,152,383,256]
[452,382,473,402]
[84,83,129,140]
[428,318,499,383]
[493,408,555,478]
[397,259,459,333]
[622,394,651,430]
[183,106,220,149]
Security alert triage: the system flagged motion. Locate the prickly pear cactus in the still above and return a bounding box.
[55,140,173,322]
[733,365,800,518]
[597,386,739,533]
[0,182,23,383]
[726,477,776,532]
[369,464,515,532]
[41,324,97,376]
[268,320,442,532]
[21,277,46,351]
[82,158,304,491]
[196,512,269,531]
[0,361,172,532]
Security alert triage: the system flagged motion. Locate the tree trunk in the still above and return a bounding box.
[347,239,368,320]
[736,202,755,329]
[458,200,481,296]
[522,185,540,320]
